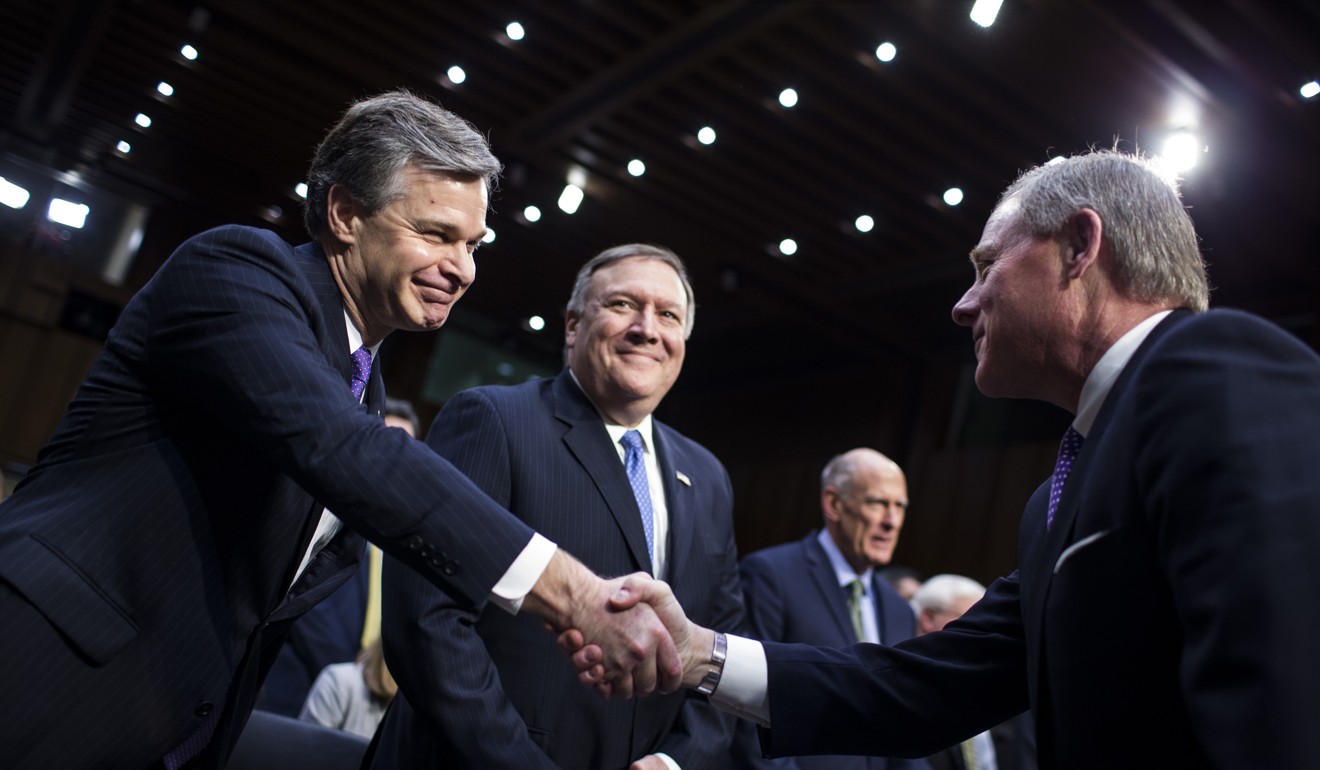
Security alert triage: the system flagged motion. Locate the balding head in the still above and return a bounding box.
[820,449,909,574]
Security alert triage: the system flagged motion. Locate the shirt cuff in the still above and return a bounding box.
[710,633,770,726]
[488,533,557,614]
[654,752,680,770]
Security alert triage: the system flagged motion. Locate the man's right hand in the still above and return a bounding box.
[523,550,680,698]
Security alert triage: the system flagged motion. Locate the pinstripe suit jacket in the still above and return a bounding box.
[371,370,745,770]
[0,225,535,769]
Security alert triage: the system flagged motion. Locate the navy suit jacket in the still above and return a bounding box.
[732,532,928,770]
[370,371,745,770]
[756,310,1320,768]
[0,226,535,768]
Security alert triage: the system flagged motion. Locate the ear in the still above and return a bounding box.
[821,487,842,523]
[1063,208,1104,281]
[564,310,581,348]
[325,183,362,245]
[918,608,938,635]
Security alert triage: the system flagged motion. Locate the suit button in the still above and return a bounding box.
[407,535,424,551]
[443,560,460,575]
[195,702,214,717]
[418,545,434,559]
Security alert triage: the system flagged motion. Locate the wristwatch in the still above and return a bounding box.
[694,632,728,696]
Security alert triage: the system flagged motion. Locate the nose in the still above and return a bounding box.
[441,244,476,292]
[626,308,659,342]
[952,283,978,327]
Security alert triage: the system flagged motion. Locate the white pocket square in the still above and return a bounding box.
[675,471,691,487]
[1054,529,1113,574]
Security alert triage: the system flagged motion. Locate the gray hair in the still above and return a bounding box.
[566,243,696,339]
[304,89,502,238]
[999,150,1209,312]
[820,448,898,497]
[910,574,986,617]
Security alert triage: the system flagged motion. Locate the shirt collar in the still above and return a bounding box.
[1074,309,1171,436]
[817,529,874,592]
[344,311,382,357]
[566,368,656,447]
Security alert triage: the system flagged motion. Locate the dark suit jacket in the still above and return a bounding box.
[926,713,1035,770]
[0,226,535,768]
[756,309,1320,768]
[732,532,928,770]
[257,553,370,716]
[370,371,745,770]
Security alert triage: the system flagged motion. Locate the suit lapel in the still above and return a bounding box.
[802,534,855,643]
[1021,310,1192,674]
[552,372,654,574]
[653,425,693,587]
[295,240,354,389]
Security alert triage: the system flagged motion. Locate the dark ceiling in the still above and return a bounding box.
[3,0,1319,391]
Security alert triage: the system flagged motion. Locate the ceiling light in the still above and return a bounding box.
[1301,81,1320,99]
[116,140,131,154]
[557,184,584,215]
[294,182,308,199]
[970,0,1004,28]
[180,44,199,61]
[627,159,646,177]
[482,228,496,244]
[697,126,716,145]
[135,113,152,128]
[875,42,897,62]
[779,88,798,108]
[0,177,31,209]
[447,66,467,85]
[1159,131,1202,172]
[48,198,90,229]
[527,315,545,332]
[779,238,798,256]
[943,187,964,206]
[157,81,174,97]
[855,214,875,233]
[524,205,541,222]
[506,21,525,41]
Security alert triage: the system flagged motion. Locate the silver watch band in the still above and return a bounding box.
[694,632,728,696]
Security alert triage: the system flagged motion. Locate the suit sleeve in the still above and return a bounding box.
[381,389,559,769]
[761,571,1029,760]
[656,460,746,769]
[143,227,533,606]
[1133,313,1320,767]
[729,553,806,770]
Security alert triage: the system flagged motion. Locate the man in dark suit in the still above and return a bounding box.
[370,244,745,770]
[590,150,1320,768]
[731,449,927,770]
[0,91,679,768]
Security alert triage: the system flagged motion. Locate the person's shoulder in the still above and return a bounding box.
[1153,308,1318,362]
[741,536,807,569]
[453,376,552,409]
[653,419,722,467]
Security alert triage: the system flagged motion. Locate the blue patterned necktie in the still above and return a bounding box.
[620,430,655,563]
[1046,426,1084,529]
[350,346,373,401]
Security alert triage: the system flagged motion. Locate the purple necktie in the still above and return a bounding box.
[1046,427,1084,530]
[350,346,373,401]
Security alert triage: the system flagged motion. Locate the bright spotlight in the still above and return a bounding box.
[0,177,31,209]
[157,82,174,97]
[970,0,1004,28]
[779,238,798,256]
[1160,131,1202,172]
[523,205,541,222]
[180,44,199,60]
[697,126,717,145]
[135,113,152,128]
[779,88,798,108]
[855,214,875,233]
[627,159,646,177]
[527,315,545,332]
[1301,81,1320,99]
[116,140,132,154]
[48,198,90,229]
[482,228,496,244]
[557,184,584,215]
[943,187,964,206]
[875,42,897,62]
[447,66,467,84]
[294,182,308,199]
[506,21,525,41]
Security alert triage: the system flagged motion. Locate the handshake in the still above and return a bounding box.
[523,551,718,699]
